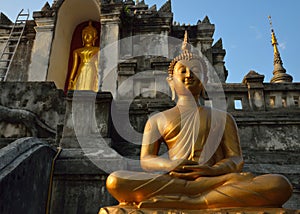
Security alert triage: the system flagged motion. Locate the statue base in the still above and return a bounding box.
[99,206,300,214]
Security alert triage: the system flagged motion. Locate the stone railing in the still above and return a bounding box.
[0,137,56,214]
[217,83,300,112]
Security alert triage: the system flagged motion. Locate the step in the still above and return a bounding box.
[11,32,22,36]
[12,26,24,29]
[8,38,19,42]
[10,36,21,39]
[2,52,14,55]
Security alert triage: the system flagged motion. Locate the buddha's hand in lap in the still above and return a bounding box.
[169,164,215,180]
[171,159,198,172]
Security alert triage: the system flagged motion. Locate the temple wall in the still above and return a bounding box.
[0,25,10,77]
[0,0,226,91]
[6,40,33,81]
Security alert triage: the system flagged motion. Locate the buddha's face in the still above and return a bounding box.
[172,59,205,97]
[82,29,97,45]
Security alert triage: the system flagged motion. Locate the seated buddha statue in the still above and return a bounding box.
[68,21,99,92]
[106,32,293,209]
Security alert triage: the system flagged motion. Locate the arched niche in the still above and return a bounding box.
[47,0,101,90]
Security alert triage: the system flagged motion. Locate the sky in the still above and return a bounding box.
[1,0,299,83]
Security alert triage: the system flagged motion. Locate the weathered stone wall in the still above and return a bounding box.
[0,137,56,214]
[0,82,66,147]
[114,82,300,153]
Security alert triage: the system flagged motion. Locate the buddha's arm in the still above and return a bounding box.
[212,113,244,174]
[94,52,99,69]
[93,50,99,73]
[68,51,79,89]
[140,118,184,172]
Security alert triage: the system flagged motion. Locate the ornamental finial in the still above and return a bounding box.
[268,16,293,83]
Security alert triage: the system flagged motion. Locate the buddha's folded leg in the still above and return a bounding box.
[107,170,196,204]
[137,172,255,209]
[134,173,292,209]
[200,173,293,208]
[106,171,248,206]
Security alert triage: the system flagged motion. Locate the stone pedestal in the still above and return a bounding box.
[99,206,300,214]
[50,90,125,214]
[57,89,126,174]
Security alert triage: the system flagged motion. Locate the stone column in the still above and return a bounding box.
[151,57,170,97]
[28,12,55,81]
[243,70,266,111]
[99,15,121,94]
[117,59,137,99]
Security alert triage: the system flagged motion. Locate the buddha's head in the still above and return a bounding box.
[168,31,208,99]
[82,21,98,46]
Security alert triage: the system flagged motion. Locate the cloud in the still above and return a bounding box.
[279,42,286,50]
[249,26,262,39]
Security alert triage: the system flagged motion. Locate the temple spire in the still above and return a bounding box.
[268,16,293,83]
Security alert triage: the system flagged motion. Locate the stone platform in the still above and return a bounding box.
[99,206,300,214]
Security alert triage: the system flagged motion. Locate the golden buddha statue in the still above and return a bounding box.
[106,32,293,209]
[68,21,99,92]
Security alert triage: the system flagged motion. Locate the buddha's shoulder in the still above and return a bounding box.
[147,106,234,123]
[146,107,179,130]
[147,107,178,122]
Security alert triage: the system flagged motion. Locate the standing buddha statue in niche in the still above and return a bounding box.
[68,21,99,92]
[105,32,293,209]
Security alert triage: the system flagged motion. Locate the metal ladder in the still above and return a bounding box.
[0,9,29,81]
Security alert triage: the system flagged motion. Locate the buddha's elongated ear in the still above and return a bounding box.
[166,77,175,101]
[199,82,206,99]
